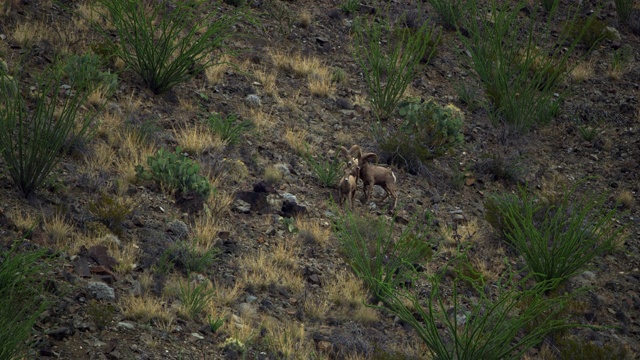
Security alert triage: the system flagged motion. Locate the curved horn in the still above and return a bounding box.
[348,145,362,161]
[339,146,350,159]
[361,152,379,164]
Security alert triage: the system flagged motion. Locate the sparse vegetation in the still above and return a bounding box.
[206,112,252,145]
[93,0,240,94]
[0,243,49,360]
[485,183,623,284]
[353,12,440,119]
[135,147,212,198]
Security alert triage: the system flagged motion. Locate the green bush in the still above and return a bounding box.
[428,0,464,29]
[378,99,464,173]
[333,210,434,300]
[179,278,215,319]
[353,12,440,119]
[372,257,580,360]
[0,243,49,359]
[61,53,118,94]
[567,18,611,50]
[303,151,344,188]
[94,0,240,94]
[88,193,133,235]
[485,184,623,285]
[340,0,360,15]
[459,0,594,132]
[0,62,99,197]
[136,147,212,198]
[206,112,252,145]
[613,0,634,25]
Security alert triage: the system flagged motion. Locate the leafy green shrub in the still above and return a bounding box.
[94,0,240,94]
[159,242,220,275]
[334,210,434,300]
[0,63,98,197]
[428,0,464,29]
[353,13,440,119]
[302,151,344,188]
[459,0,593,132]
[0,243,49,359]
[372,257,580,360]
[485,184,623,285]
[341,0,360,15]
[378,99,464,173]
[136,147,212,198]
[62,53,118,94]
[206,112,252,145]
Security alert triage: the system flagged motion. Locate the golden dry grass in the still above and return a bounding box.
[96,111,125,147]
[271,51,319,77]
[239,246,304,293]
[296,218,331,247]
[110,241,140,274]
[212,280,244,307]
[325,270,377,323]
[43,212,74,246]
[334,131,354,146]
[297,10,312,28]
[244,106,276,130]
[262,318,311,359]
[12,22,46,46]
[254,68,278,97]
[617,190,634,209]
[308,66,334,97]
[173,124,227,156]
[205,55,231,85]
[87,87,109,109]
[303,295,330,320]
[205,188,234,219]
[119,293,173,323]
[264,165,283,185]
[116,130,157,183]
[191,212,223,251]
[85,140,115,172]
[284,128,309,154]
[571,61,593,82]
[9,207,38,233]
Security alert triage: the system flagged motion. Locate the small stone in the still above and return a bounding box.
[166,219,189,239]
[281,193,298,203]
[87,281,116,301]
[190,332,205,340]
[233,199,251,213]
[246,295,258,303]
[117,321,135,330]
[245,94,261,108]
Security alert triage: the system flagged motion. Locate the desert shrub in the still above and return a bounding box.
[302,151,344,188]
[341,0,360,15]
[353,11,440,119]
[0,243,49,359]
[334,210,434,300]
[93,0,240,94]
[567,18,611,50]
[160,242,220,275]
[206,112,252,145]
[428,0,464,29]
[613,0,634,25]
[179,279,215,319]
[88,193,134,235]
[541,0,559,12]
[555,335,631,360]
[459,0,595,132]
[372,257,580,360]
[0,62,99,197]
[61,53,118,94]
[378,99,464,173]
[485,183,623,285]
[136,147,212,198]
[473,153,523,184]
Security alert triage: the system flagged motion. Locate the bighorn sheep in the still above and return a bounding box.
[340,145,398,209]
[338,158,359,209]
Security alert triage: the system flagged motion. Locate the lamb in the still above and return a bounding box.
[340,145,398,210]
[338,158,359,209]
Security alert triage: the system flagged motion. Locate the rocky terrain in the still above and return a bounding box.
[0,0,639,359]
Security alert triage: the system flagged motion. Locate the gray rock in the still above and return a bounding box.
[190,332,204,340]
[274,163,290,176]
[281,193,298,203]
[246,295,258,303]
[167,219,189,240]
[117,321,135,330]
[233,199,251,213]
[245,94,261,108]
[87,281,116,301]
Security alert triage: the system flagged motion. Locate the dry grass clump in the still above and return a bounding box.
[86,87,110,109]
[245,107,276,130]
[119,293,173,324]
[325,270,378,324]
[303,295,330,320]
[173,124,226,155]
[297,10,312,28]
[9,207,38,233]
[334,131,354,146]
[571,61,593,82]
[191,213,224,250]
[617,190,634,209]
[110,240,140,274]
[271,51,321,78]
[296,218,331,247]
[264,165,284,185]
[263,318,312,359]
[43,213,74,246]
[212,280,244,307]
[239,246,304,293]
[12,22,46,46]
[284,128,309,154]
[85,140,115,172]
[308,66,334,97]
[116,130,157,183]
[254,69,278,97]
[205,55,231,85]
